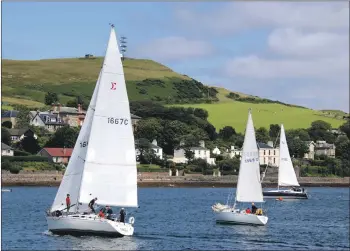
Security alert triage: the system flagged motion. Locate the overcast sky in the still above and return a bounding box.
[3,2,349,112]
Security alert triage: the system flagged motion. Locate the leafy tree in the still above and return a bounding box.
[14,107,30,129]
[310,120,332,131]
[287,137,309,158]
[255,127,270,143]
[184,150,195,162]
[231,133,244,148]
[135,118,163,141]
[1,127,11,145]
[66,96,88,110]
[286,129,311,142]
[308,120,336,143]
[45,125,79,148]
[28,125,51,148]
[269,124,280,141]
[193,108,208,120]
[16,136,41,154]
[339,120,350,139]
[219,126,236,141]
[45,92,59,105]
[1,121,12,129]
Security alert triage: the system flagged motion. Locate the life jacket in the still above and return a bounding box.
[99,211,105,218]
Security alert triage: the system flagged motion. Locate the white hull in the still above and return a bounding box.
[215,210,268,226]
[46,214,134,237]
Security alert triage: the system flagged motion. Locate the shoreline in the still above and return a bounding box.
[2,181,349,188]
[2,171,349,188]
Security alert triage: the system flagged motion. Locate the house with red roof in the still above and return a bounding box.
[37,147,73,164]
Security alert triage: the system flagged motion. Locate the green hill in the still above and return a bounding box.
[1,57,347,131]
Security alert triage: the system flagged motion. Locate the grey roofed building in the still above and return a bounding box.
[1,142,12,150]
[2,110,19,118]
[257,142,274,149]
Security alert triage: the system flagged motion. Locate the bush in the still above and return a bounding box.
[1,160,12,170]
[9,165,22,174]
[14,150,31,156]
[137,168,168,172]
[1,156,49,162]
[14,161,62,171]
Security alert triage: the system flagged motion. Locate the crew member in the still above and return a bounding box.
[251,202,257,214]
[66,194,71,213]
[88,197,98,214]
[119,208,126,223]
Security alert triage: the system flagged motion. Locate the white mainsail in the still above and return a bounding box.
[278,124,300,187]
[50,71,102,212]
[235,110,264,203]
[78,27,138,207]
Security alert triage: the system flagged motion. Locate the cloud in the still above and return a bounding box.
[268,28,348,58]
[174,2,349,35]
[225,55,349,80]
[174,2,349,111]
[135,36,214,61]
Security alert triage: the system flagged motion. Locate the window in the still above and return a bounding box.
[263,150,266,155]
[7,150,10,153]
[268,150,271,155]
[273,158,276,164]
[274,150,276,155]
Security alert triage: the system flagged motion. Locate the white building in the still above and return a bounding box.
[227,145,242,159]
[135,139,163,160]
[212,146,221,155]
[1,143,14,156]
[172,140,216,165]
[257,141,280,167]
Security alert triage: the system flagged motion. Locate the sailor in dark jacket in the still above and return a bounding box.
[251,202,257,214]
[119,208,126,223]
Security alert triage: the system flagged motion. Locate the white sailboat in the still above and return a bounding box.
[263,124,308,199]
[45,24,138,237]
[212,109,268,226]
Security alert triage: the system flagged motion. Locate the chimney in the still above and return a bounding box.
[51,103,55,112]
[267,141,274,147]
[199,140,205,148]
[231,145,235,150]
[63,147,66,156]
[58,103,61,113]
[78,104,81,113]
[152,139,157,146]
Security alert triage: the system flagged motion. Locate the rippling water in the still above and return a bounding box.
[1,187,349,250]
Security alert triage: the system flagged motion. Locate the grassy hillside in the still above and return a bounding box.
[170,102,346,133]
[2,57,201,107]
[2,57,347,132]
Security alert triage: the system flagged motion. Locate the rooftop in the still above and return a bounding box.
[257,142,274,149]
[2,110,19,118]
[42,147,73,157]
[8,128,32,136]
[1,143,12,150]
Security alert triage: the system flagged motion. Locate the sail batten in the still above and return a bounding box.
[278,124,300,187]
[235,110,264,203]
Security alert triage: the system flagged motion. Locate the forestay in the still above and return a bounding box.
[278,124,300,187]
[50,71,102,212]
[78,27,138,207]
[235,110,264,203]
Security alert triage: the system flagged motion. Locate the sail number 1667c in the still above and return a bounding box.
[107,117,129,125]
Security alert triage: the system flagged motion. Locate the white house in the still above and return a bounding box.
[257,141,280,167]
[135,139,163,160]
[227,145,242,159]
[30,112,67,132]
[212,146,221,155]
[304,141,316,160]
[172,140,216,165]
[1,143,14,156]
